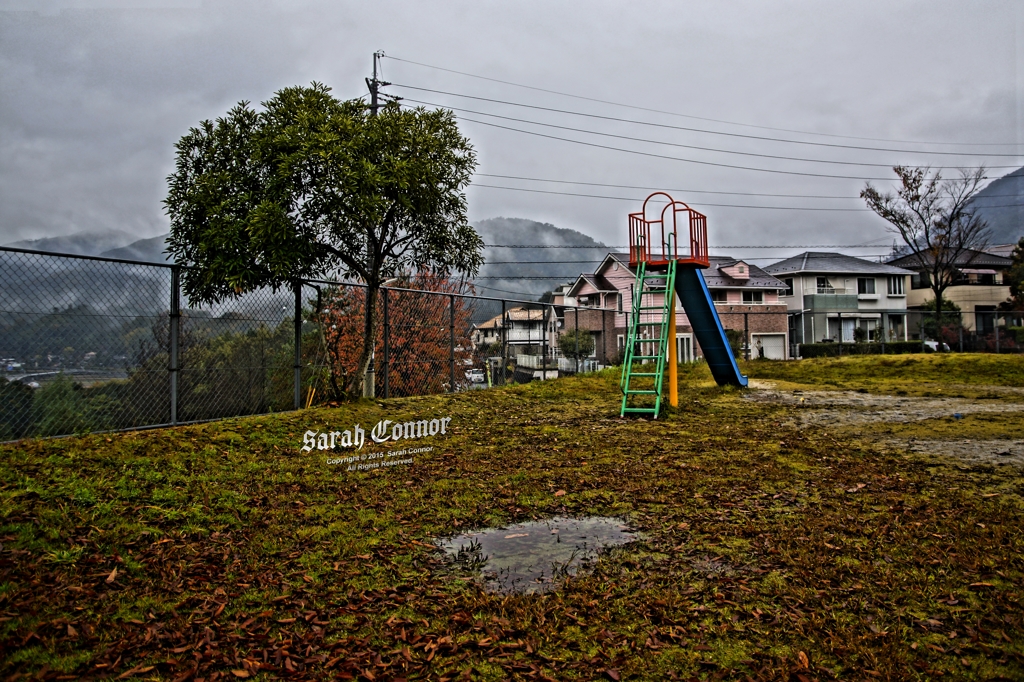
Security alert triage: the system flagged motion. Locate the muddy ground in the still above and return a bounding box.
[745,379,1024,468]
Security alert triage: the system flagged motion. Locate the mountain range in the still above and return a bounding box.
[2,217,608,303]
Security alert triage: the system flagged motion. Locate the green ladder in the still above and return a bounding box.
[620,259,677,418]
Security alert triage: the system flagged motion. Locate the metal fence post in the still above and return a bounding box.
[542,305,549,379]
[996,312,1001,354]
[382,287,390,399]
[501,299,507,385]
[601,305,607,364]
[958,311,964,353]
[449,293,456,393]
[880,313,886,355]
[169,266,180,425]
[744,312,750,360]
[294,281,302,410]
[837,312,842,356]
[574,307,580,374]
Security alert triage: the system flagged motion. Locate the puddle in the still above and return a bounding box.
[437,516,639,594]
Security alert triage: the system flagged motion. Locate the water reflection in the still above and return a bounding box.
[437,516,639,594]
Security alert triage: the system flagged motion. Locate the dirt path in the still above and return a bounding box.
[745,380,1024,468]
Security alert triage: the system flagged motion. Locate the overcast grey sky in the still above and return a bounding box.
[1,0,1021,263]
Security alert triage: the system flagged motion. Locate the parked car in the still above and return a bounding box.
[923,341,950,352]
[465,369,485,383]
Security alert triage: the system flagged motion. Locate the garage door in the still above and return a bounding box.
[752,333,787,360]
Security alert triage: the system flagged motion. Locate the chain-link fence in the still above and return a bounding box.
[0,247,611,441]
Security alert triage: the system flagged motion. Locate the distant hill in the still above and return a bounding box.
[473,217,608,302]
[971,166,1024,246]
[99,235,172,263]
[80,219,611,294]
[3,229,137,257]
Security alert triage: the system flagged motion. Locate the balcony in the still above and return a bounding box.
[803,293,859,311]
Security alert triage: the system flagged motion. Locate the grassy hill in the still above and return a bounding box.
[2,355,1023,679]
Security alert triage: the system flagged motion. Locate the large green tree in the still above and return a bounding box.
[164,83,483,395]
[861,166,989,323]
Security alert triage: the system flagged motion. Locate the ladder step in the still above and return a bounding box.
[630,372,660,377]
[632,355,662,360]
[626,389,659,395]
[622,407,658,414]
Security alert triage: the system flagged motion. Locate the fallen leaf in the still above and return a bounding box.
[554,490,566,497]
[504,533,529,539]
[231,671,250,679]
[67,624,78,637]
[604,669,621,681]
[969,582,994,588]
[845,483,867,493]
[797,651,809,669]
[106,567,118,584]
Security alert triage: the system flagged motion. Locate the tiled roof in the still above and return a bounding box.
[887,248,1012,270]
[765,251,914,276]
[606,253,787,290]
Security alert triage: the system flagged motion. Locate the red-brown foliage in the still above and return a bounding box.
[319,274,475,398]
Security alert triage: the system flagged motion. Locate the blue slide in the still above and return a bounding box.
[674,266,748,388]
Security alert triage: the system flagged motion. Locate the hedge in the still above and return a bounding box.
[797,341,925,358]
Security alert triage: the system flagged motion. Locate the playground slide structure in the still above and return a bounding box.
[620,193,747,418]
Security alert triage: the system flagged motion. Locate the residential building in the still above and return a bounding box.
[886,249,1014,335]
[565,253,790,362]
[763,252,913,347]
[470,305,559,353]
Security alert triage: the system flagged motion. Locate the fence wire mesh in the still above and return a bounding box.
[1,249,609,440]
[9,246,1016,440]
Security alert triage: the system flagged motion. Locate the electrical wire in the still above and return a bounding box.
[456,115,942,182]
[401,100,1016,173]
[383,55,1023,148]
[472,183,870,211]
[476,173,1024,202]
[395,85,1024,159]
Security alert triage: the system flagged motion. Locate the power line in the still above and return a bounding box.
[477,174,857,200]
[396,85,1024,159]
[403,98,1016,171]
[473,183,870,211]
[457,115,914,181]
[479,173,1024,199]
[474,182,1024,211]
[484,242,891,249]
[383,54,1023,148]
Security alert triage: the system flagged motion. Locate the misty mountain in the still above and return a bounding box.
[971,166,1024,246]
[473,217,608,302]
[76,218,612,302]
[3,229,138,257]
[99,235,173,263]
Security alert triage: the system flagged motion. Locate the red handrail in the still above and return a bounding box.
[628,192,709,268]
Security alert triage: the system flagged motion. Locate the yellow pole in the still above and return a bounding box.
[668,290,678,408]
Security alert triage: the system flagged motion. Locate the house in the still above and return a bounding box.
[565,253,791,362]
[471,305,559,353]
[886,248,1014,336]
[763,252,914,347]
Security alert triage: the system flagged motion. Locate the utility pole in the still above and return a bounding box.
[366,50,390,116]
[361,50,389,399]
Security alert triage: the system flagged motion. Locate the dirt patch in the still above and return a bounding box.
[881,438,1024,467]
[746,380,1024,468]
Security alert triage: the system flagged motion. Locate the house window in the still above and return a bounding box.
[742,291,763,304]
[783,278,794,296]
[816,277,835,294]
[616,293,623,312]
[711,290,727,303]
[857,278,876,295]
[887,276,905,296]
